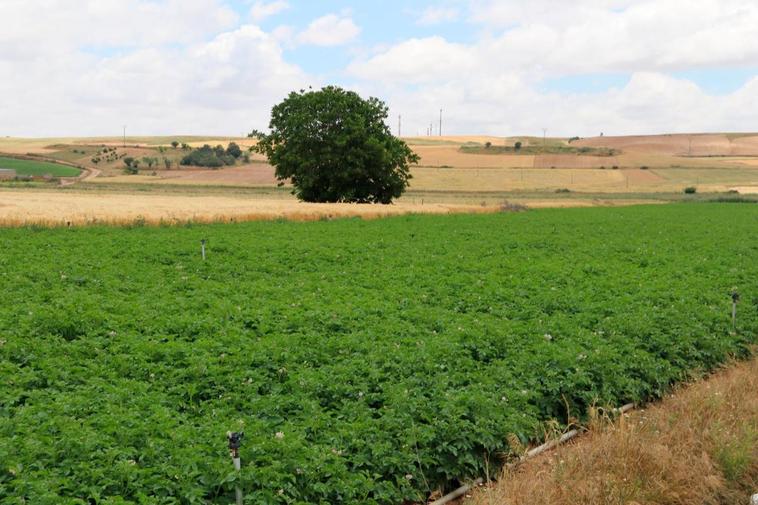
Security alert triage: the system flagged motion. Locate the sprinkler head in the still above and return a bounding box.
[731,290,740,303]
[227,431,244,451]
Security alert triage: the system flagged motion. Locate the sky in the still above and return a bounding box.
[1,0,758,137]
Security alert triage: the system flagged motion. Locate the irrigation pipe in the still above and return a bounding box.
[429,478,484,505]
[428,402,636,505]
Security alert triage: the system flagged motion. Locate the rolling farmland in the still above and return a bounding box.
[1,204,756,504]
[3,133,758,226]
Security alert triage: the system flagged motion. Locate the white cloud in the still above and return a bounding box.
[467,0,758,74]
[0,0,238,53]
[296,14,360,47]
[2,0,758,137]
[344,0,758,136]
[0,15,314,136]
[250,1,289,22]
[417,6,459,25]
[348,37,479,84]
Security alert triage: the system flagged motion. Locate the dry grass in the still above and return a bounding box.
[0,190,496,227]
[466,355,758,505]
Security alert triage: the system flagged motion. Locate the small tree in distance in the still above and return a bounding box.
[514,141,522,151]
[171,141,179,149]
[255,86,419,204]
[226,142,242,159]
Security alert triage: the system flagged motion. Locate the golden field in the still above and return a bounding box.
[0,189,494,227]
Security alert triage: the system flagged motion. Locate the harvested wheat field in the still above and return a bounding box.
[0,190,493,226]
[410,167,643,192]
[576,133,758,156]
[731,186,758,194]
[466,355,758,505]
[93,164,279,186]
[412,145,534,168]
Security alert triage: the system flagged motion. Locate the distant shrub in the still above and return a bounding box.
[640,165,649,170]
[514,141,522,151]
[500,201,528,212]
[226,142,242,159]
[684,187,697,194]
[555,188,571,193]
[181,145,224,168]
[180,144,237,168]
[171,141,179,149]
[123,157,135,168]
[707,196,757,203]
[568,136,580,143]
[485,141,492,149]
[612,165,619,169]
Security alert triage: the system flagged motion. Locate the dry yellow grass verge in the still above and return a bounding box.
[0,190,496,227]
[467,355,758,505]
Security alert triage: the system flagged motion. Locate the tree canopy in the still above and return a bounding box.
[180,143,239,168]
[256,86,418,204]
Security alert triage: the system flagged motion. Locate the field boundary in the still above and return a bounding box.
[429,403,637,505]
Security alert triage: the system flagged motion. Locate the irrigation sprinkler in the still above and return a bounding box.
[731,289,740,331]
[227,432,244,505]
[201,239,206,261]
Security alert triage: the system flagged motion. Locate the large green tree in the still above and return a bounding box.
[256,86,419,204]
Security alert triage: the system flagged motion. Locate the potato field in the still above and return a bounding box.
[1,204,757,504]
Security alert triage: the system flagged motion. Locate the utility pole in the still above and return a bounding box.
[542,128,547,148]
[439,109,443,137]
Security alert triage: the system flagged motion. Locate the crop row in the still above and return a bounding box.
[1,204,756,504]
